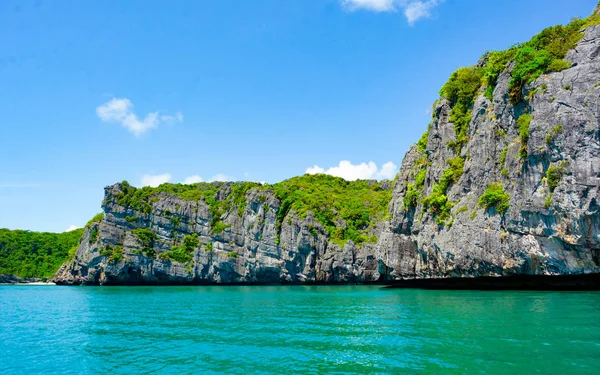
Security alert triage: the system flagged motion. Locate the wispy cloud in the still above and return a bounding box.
[403,0,442,25]
[208,174,233,182]
[65,225,81,232]
[341,0,395,12]
[96,98,183,136]
[141,173,172,187]
[160,112,184,124]
[340,0,443,24]
[183,175,204,184]
[306,160,398,181]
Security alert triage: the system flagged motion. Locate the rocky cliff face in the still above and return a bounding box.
[378,21,600,280]
[55,182,385,285]
[55,14,600,285]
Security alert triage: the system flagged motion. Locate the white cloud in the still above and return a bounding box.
[141,173,172,187]
[378,161,398,180]
[65,225,81,232]
[340,0,443,24]
[341,0,395,12]
[183,175,204,184]
[305,160,398,181]
[161,112,184,124]
[404,0,441,25]
[96,98,182,136]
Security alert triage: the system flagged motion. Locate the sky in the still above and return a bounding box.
[1,0,597,232]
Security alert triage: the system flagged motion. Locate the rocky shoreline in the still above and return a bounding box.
[0,274,55,285]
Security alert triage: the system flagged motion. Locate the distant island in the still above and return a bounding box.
[3,5,600,287]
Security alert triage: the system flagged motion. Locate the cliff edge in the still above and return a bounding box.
[55,8,600,285]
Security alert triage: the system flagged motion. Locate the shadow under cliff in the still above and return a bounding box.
[384,274,600,291]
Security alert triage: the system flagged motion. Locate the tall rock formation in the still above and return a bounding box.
[55,9,600,285]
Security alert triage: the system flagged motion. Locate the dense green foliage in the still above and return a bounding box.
[421,156,464,224]
[482,49,517,100]
[508,19,586,102]
[115,180,261,234]
[544,193,553,208]
[516,114,532,158]
[417,129,429,152]
[158,234,199,263]
[403,167,426,209]
[0,228,84,280]
[99,245,124,263]
[478,183,510,214]
[438,10,595,136]
[115,175,391,247]
[441,67,483,154]
[421,184,455,224]
[547,161,569,192]
[86,213,104,227]
[132,228,157,257]
[269,175,391,246]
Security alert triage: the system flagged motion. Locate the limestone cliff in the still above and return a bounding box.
[55,8,600,285]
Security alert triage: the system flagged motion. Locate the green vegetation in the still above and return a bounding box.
[469,211,477,221]
[545,125,563,145]
[115,180,261,234]
[269,175,391,246]
[403,167,426,209]
[0,228,84,280]
[99,245,124,263]
[439,11,595,115]
[440,67,483,154]
[115,175,391,247]
[125,215,137,223]
[544,194,553,208]
[421,156,465,224]
[516,114,532,158]
[231,183,262,216]
[211,221,230,235]
[455,206,469,215]
[478,183,510,214]
[417,129,429,152]
[226,251,238,259]
[547,59,572,72]
[205,242,213,252]
[89,227,99,244]
[158,234,198,263]
[86,213,104,227]
[421,185,455,225]
[547,161,569,192]
[500,146,509,167]
[482,49,517,101]
[132,228,157,256]
[508,18,587,102]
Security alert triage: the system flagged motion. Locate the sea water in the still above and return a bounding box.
[1,285,599,374]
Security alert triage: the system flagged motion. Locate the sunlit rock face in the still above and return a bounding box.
[55,23,600,285]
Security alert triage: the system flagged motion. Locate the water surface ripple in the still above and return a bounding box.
[1,286,599,374]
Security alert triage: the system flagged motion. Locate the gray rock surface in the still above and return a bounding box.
[55,184,382,285]
[379,23,600,280]
[55,23,600,285]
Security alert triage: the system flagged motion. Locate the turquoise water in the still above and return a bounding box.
[1,286,599,374]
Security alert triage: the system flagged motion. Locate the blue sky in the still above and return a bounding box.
[1,0,597,232]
